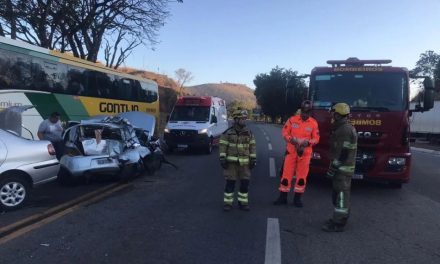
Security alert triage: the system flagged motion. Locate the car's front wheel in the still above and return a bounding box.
[0,175,30,211]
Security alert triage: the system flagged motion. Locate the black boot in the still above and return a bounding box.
[238,202,250,211]
[321,219,345,232]
[293,192,303,208]
[273,191,288,205]
[223,203,233,212]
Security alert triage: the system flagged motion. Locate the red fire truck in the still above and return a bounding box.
[307,58,435,187]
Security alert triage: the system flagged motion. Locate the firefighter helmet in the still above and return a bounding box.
[232,109,248,119]
[331,103,350,116]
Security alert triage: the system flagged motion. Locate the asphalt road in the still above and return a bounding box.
[1,122,440,264]
[0,176,115,228]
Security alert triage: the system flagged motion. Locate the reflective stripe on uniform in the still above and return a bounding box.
[294,186,305,193]
[237,192,248,203]
[226,156,238,162]
[250,139,256,144]
[249,153,257,158]
[228,143,250,149]
[219,153,226,158]
[239,158,249,164]
[342,141,357,149]
[339,192,344,209]
[334,207,349,214]
[279,186,290,192]
[339,165,355,173]
[224,192,234,204]
[335,192,348,214]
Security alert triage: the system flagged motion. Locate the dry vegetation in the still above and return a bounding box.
[120,68,257,132]
[186,83,256,109]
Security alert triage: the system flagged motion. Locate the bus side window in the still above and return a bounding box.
[0,49,32,90]
[132,80,143,101]
[30,58,50,92]
[96,72,112,98]
[107,74,119,99]
[85,70,99,97]
[140,81,158,103]
[67,66,86,96]
[118,78,132,101]
[45,61,67,94]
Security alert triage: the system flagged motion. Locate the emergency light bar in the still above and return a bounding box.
[327,57,392,67]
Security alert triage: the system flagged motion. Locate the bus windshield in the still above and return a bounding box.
[170,106,211,122]
[311,72,408,111]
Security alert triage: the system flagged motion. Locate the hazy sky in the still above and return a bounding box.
[121,0,440,88]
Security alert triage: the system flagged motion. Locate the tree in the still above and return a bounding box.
[175,68,194,96]
[411,50,440,101]
[411,50,440,77]
[0,0,182,68]
[253,66,307,123]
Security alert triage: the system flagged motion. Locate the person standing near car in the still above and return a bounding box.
[273,100,320,207]
[219,109,257,212]
[37,112,64,160]
[321,103,357,232]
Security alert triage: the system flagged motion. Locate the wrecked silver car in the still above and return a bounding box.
[59,114,153,184]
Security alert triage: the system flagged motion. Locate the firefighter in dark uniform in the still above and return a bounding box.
[322,103,358,232]
[219,109,257,211]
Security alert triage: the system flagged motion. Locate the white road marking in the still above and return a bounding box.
[268,143,273,150]
[269,158,276,177]
[266,136,270,141]
[265,218,281,264]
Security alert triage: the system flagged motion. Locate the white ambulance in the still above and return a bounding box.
[163,96,228,154]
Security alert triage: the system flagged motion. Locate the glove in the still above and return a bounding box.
[300,140,309,148]
[326,162,339,178]
[289,137,298,147]
[220,159,228,169]
[249,159,256,169]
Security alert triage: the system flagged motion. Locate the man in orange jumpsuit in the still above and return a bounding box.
[273,100,320,207]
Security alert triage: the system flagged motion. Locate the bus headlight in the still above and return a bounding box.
[388,157,406,166]
[198,128,208,134]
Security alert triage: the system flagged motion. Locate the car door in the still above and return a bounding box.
[0,133,7,167]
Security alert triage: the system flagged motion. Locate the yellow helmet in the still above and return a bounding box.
[232,109,248,119]
[331,103,350,116]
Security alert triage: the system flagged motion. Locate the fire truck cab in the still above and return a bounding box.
[308,58,435,187]
[164,96,228,154]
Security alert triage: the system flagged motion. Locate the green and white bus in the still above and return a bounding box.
[0,36,159,139]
